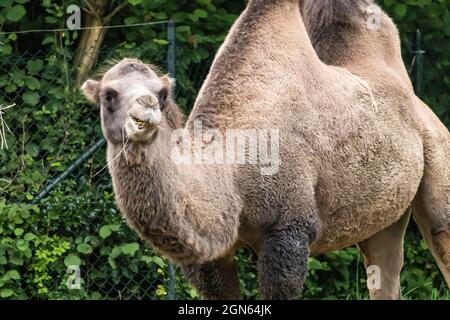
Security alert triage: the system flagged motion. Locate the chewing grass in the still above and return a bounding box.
[0,103,15,149]
[93,123,130,178]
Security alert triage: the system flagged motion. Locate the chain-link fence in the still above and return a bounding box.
[0,20,217,299]
[0,20,428,299]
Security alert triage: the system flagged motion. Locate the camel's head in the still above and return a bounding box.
[81,58,173,144]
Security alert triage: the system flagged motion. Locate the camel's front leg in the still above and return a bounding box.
[258,219,317,300]
[180,253,241,300]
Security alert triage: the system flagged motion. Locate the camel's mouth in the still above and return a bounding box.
[125,108,161,141]
[131,116,150,130]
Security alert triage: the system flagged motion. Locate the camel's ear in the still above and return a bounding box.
[159,75,174,90]
[81,79,101,105]
[158,75,175,108]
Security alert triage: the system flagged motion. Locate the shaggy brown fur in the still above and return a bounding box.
[302,0,450,299]
[81,0,437,299]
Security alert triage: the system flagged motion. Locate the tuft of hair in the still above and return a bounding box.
[94,58,165,80]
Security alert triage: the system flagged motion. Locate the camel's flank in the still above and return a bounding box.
[303,0,450,300]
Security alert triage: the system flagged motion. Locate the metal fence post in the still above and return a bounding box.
[166,18,177,301]
[167,19,176,78]
[413,29,425,96]
[31,138,106,204]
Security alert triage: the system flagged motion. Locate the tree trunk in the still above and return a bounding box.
[75,16,106,86]
[74,0,127,86]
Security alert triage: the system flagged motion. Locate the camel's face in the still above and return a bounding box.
[81,59,172,144]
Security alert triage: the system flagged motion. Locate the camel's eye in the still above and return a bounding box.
[158,87,169,110]
[102,88,118,111]
[103,89,117,102]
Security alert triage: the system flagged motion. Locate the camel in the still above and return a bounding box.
[301,0,450,299]
[80,0,444,299]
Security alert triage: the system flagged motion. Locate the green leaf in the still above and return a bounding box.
[394,4,407,17]
[23,233,35,241]
[6,5,26,22]
[120,243,139,256]
[5,270,20,280]
[141,255,153,264]
[25,77,41,90]
[9,253,23,266]
[26,60,44,74]
[0,1,13,8]
[128,0,142,6]
[22,92,40,106]
[64,254,81,267]
[0,44,12,55]
[77,243,93,254]
[13,228,24,236]
[0,288,14,298]
[194,9,208,19]
[99,225,111,239]
[109,224,120,232]
[41,36,54,45]
[152,256,166,268]
[153,39,169,46]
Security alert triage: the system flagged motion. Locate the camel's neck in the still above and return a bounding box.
[107,105,240,263]
[188,0,323,128]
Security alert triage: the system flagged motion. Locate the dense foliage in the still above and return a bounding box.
[0,0,448,300]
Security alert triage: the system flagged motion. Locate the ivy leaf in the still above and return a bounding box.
[5,270,20,280]
[152,256,166,268]
[0,1,13,8]
[140,255,152,264]
[153,39,169,46]
[22,92,40,106]
[23,233,35,241]
[6,5,26,22]
[128,0,142,6]
[8,253,23,266]
[25,77,41,90]
[193,9,208,19]
[0,44,12,55]
[0,288,14,298]
[99,225,111,239]
[76,243,93,254]
[64,254,81,267]
[394,4,407,17]
[120,243,139,256]
[26,60,44,75]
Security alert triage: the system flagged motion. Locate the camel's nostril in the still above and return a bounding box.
[138,95,159,109]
